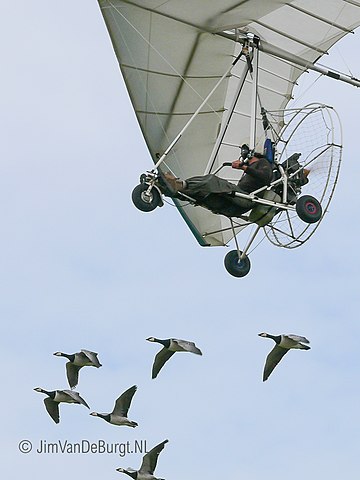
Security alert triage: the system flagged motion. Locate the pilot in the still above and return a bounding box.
[231,144,273,194]
[162,144,272,210]
[160,144,273,217]
[163,145,272,193]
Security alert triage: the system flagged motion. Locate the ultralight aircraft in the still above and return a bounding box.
[97,0,360,276]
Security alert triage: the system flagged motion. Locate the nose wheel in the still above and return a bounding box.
[132,183,162,212]
[224,250,251,277]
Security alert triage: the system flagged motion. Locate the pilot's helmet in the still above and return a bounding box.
[240,144,250,160]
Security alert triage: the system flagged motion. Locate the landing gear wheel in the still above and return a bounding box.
[132,183,161,212]
[139,173,147,183]
[296,195,322,223]
[224,250,251,278]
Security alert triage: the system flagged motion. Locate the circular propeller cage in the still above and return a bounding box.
[264,103,342,248]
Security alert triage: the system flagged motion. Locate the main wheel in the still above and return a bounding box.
[224,250,251,278]
[132,183,161,212]
[296,195,322,223]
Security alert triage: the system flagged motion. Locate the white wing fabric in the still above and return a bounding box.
[98,0,360,246]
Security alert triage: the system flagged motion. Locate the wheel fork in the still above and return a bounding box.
[230,219,261,260]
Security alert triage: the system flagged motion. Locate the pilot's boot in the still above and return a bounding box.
[162,172,187,192]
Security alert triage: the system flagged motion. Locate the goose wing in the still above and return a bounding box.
[152,348,175,379]
[63,389,90,408]
[66,362,82,389]
[284,334,310,344]
[139,439,168,475]
[113,385,137,417]
[173,339,202,355]
[44,397,60,424]
[81,349,102,367]
[263,345,289,381]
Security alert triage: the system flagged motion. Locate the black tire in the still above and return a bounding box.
[296,195,322,223]
[224,250,251,278]
[132,183,161,212]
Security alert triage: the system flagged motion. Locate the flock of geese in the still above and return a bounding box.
[34,333,310,478]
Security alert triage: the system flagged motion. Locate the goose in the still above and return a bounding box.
[34,387,90,424]
[146,337,202,379]
[53,349,102,389]
[90,385,138,427]
[116,439,168,480]
[258,332,311,381]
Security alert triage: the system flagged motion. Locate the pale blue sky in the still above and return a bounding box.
[1,2,359,479]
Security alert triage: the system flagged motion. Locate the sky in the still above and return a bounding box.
[1,2,359,479]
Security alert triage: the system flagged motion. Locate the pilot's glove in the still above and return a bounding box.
[232,159,248,169]
[232,159,244,169]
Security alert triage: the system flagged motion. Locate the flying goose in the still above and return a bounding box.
[146,337,202,379]
[90,385,138,427]
[116,439,168,479]
[258,332,311,381]
[34,387,90,424]
[53,349,102,389]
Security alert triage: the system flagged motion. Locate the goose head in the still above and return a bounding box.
[53,351,75,362]
[90,411,107,418]
[53,351,74,359]
[116,468,137,478]
[34,387,54,397]
[90,411,111,422]
[258,332,280,343]
[34,387,45,393]
[146,337,169,347]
